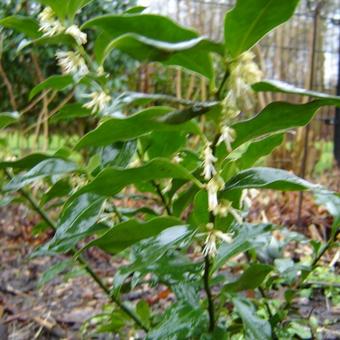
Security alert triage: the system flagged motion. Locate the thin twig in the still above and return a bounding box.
[204,254,215,332]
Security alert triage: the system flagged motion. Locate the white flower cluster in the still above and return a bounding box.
[38,6,111,113]
[225,51,262,113]
[83,91,111,113]
[201,141,243,257]
[38,7,64,37]
[56,51,89,76]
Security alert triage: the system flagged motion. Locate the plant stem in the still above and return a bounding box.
[152,180,172,215]
[4,169,149,332]
[215,69,230,101]
[204,254,215,332]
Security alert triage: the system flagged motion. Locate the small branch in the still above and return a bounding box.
[3,169,149,332]
[0,59,18,111]
[204,255,215,332]
[152,180,172,215]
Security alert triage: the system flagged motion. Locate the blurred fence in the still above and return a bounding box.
[144,0,340,171]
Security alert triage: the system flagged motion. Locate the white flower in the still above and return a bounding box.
[206,176,224,212]
[56,51,89,76]
[203,232,217,257]
[38,7,65,37]
[217,125,236,153]
[66,25,87,45]
[83,91,111,113]
[213,200,243,224]
[203,223,233,257]
[202,142,217,180]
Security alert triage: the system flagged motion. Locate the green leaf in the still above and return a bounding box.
[47,193,105,252]
[76,105,211,149]
[136,300,151,329]
[0,153,52,170]
[147,302,207,340]
[39,259,74,286]
[83,217,185,255]
[213,224,272,272]
[224,167,319,192]
[124,6,146,14]
[0,16,41,39]
[37,0,93,20]
[0,112,19,129]
[224,0,299,57]
[67,0,94,19]
[232,297,272,340]
[100,141,137,169]
[142,130,186,159]
[74,158,202,198]
[29,75,73,100]
[173,185,199,217]
[83,13,198,43]
[224,263,272,292]
[190,190,209,227]
[253,80,340,105]
[41,179,72,204]
[84,13,222,77]
[100,34,217,78]
[4,158,78,191]
[50,103,91,123]
[76,107,171,148]
[234,134,284,170]
[232,101,333,149]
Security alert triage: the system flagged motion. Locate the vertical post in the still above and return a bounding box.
[296,3,322,226]
[334,26,340,166]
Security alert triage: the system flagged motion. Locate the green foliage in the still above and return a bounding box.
[1,0,339,338]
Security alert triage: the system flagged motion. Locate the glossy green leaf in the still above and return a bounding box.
[224,264,272,292]
[235,134,284,169]
[47,193,105,251]
[253,79,340,105]
[173,185,199,217]
[224,167,320,193]
[224,0,299,57]
[84,217,184,255]
[83,13,198,43]
[190,190,209,227]
[41,179,72,204]
[76,105,212,149]
[39,259,74,286]
[100,141,137,169]
[101,34,216,78]
[232,100,333,148]
[0,153,52,170]
[50,103,91,123]
[124,6,146,14]
[0,112,20,129]
[213,224,272,272]
[74,158,202,198]
[76,107,171,148]
[29,75,73,100]
[0,16,41,39]
[147,302,207,340]
[4,158,78,191]
[142,130,186,159]
[232,297,272,340]
[37,0,93,20]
